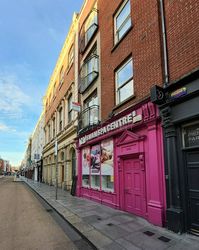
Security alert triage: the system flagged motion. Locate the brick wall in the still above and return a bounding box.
[98,0,163,121]
[165,0,199,82]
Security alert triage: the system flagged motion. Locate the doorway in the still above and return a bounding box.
[185,150,199,234]
[123,157,146,217]
[61,165,64,183]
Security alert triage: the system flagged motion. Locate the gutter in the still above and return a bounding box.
[159,0,169,87]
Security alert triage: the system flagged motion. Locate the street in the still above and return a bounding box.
[0,177,93,250]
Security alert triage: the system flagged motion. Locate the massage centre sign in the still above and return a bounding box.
[79,111,142,145]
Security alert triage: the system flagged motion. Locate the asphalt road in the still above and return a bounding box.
[0,177,92,250]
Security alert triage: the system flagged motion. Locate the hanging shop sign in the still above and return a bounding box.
[79,111,142,145]
[170,87,187,100]
[72,102,81,112]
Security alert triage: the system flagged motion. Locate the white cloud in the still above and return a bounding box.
[0,73,31,119]
[0,122,16,132]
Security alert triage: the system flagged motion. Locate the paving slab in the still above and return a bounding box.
[22,177,199,250]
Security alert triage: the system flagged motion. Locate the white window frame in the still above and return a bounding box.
[68,94,73,123]
[114,0,131,44]
[115,57,134,105]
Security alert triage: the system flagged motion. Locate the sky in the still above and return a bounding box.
[0,0,83,166]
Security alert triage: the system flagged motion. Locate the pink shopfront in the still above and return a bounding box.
[76,100,166,226]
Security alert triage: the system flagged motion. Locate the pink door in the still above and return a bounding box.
[123,158,146,217]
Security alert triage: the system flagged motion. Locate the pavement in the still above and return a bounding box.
[19,177,199,250]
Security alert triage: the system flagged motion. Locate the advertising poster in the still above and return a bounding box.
[82,147,90,175]
[90,144,101,174]
[101,139,113,175]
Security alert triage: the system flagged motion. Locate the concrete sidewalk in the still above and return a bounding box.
[20,177,199,250]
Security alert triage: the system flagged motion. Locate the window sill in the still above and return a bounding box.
[113,95,135,111]
[111,25,133,53]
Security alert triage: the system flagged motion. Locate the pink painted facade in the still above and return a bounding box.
[77,100,166,226]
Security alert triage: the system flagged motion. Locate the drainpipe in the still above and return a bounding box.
[159,0,169,87]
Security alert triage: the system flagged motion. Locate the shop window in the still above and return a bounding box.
[90,144,101,190]
[115,57,133,104]
[82,147,90,187]
[101,139,114,192]
[114,0,132,44]
[81,139,114,192]
[182,122,199,148]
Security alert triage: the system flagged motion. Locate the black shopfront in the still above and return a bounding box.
[151,70,199,235]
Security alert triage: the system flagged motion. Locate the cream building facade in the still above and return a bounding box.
[42,14,79,190]
[31,111,45,181]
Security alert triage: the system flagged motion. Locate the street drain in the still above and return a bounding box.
[97,217,102,220]
[46,208,53,213]
[158,236,171,242]
[107,223,114,226]
[143,231,155,236]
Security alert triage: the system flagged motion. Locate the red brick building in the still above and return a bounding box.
[76,0,166,228]
[151,0,199,234]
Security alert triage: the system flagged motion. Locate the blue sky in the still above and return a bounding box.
[0,0,83,166]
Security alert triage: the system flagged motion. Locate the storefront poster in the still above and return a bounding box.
[90,145,101,174]
[101,139,113,175]
[82,147,90,175]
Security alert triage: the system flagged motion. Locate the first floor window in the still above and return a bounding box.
[68,95,73,123]
[116,57,133,104]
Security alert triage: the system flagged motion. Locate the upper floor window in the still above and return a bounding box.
[78,92,99,131]
[80,8,98,53]
[48,123,51,142]
[68,45,74,68]
[59,67,64,86]
[114,0,131,44]
[68,95,73,123]
[53,82,56,98]
[115,58,133,104]
[79,45,99,93]
[52,118,56,138]
[59,107,63,132]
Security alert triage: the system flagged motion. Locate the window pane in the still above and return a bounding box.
[117,59,133,87]
[68,95,72,111]
[118,18,131,40]
[101,139,114,192]
[82,147,90,187]
[116,0,130,29]
[119,80,133,102]
[90,144,100,190]
[91,175,100,189]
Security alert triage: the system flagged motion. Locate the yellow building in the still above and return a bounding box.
[42,13,79,191]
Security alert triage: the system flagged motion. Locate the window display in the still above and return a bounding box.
[91,145,100,189]
[101,139,114,191]
[81,139,114,192]
[82,147,90,187]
